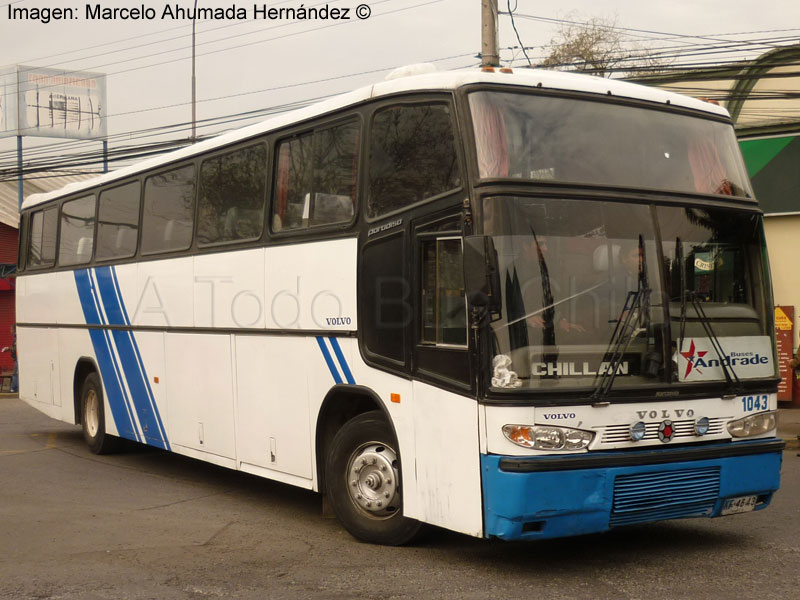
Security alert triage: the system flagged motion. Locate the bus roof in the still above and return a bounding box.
[21,67,731,211]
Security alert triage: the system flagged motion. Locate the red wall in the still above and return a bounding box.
[0,223,18,372]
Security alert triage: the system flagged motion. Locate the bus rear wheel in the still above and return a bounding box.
[81,372,120,455]
[325,411,422,545]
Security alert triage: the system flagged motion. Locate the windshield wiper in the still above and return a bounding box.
[675,238,742,397]
[531,226,556,348]
[685,290,743,398]
[592,235,653,401]
[675,237,687,381]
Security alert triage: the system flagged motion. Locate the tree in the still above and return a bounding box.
[539,14,668,78]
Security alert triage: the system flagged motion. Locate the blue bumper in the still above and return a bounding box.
[482,439,784,540]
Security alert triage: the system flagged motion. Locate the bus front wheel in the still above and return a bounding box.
[81,372,120,455]
[325,411,422,545]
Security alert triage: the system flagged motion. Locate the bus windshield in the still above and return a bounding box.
[483,196,775,393]
[469,90,753,198]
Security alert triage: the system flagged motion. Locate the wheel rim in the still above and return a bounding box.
[345,442,400,519]
[85,389,100,438]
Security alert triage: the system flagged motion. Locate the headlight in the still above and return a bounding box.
[727,411,777,438]
[502,424,594,451]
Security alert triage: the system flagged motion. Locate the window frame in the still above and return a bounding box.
[17,212,28,272]
[27,205,59,270]
[419,234,468,349]
[457,82,757,203]
[269,114,362,238]
[140,162,198,257]
[95,180,142,263]
[196,141,269,249]
[57,193,98,267]
[364,96,464,223]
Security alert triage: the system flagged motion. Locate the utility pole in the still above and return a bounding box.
[191,0,198,143]
[481,0,500,68]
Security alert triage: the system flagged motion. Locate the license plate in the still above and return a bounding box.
[721,495,758,515]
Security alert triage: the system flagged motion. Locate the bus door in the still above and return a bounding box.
[409,211,483,537]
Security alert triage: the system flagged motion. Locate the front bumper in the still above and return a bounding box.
[482,438,784,540]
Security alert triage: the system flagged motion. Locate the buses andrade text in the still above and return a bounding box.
[8,4,359,23]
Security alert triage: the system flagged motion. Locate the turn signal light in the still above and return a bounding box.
[502,425,593,451]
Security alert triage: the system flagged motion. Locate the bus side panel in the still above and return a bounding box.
[165,332,236,460]
[18,272,60,416]
[410,381,483,538]
[15,277,27,324]
[235,335,313,480]
[56,270,88,326]
[131,331,168,447]
[134,258,194,328]
[56,328,97,426]
[194,250,265,329]
[18,326,60,418]
[264,238,357,332]
[20,272,55,325]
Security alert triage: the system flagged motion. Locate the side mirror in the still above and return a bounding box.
[464,235,502,319]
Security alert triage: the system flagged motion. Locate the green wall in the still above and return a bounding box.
[740,135,800,214]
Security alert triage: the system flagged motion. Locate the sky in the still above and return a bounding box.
[0,0,799,172]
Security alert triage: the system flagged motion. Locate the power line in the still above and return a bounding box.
[505,11,800,48]
[0,50,474,165]
[506,1,531,66]
[500,11,800,73]
[8,0,306,69]
[0,53,477,173]
[2,0,407,98]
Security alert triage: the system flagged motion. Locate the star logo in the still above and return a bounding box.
[658,420,675,442]
[680,339,707,379]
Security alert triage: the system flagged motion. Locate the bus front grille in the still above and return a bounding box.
[600,418,726,444]
[610,467,720,527]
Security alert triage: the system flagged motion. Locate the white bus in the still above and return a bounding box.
[16,65,784,545]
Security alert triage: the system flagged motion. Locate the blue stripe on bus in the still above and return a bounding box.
[94,266,170,450]
[87,270,141,442]
[316,336,343,384]
[328,337,355,385]
[109,266,170,450]
[74,269,139,441]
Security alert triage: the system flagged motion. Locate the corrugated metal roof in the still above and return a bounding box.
[0,171,98,229]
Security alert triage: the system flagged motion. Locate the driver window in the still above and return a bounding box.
[420,236,466,347]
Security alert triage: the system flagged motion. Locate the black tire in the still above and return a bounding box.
[81,372,121,455]
[325,410,423,545]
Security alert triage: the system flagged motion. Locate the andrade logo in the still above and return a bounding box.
[680,339,707,378]
[678,337,773,382]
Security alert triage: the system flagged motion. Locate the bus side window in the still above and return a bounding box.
[367,103,460,218]
[273,135,313,231]
[197,144,267,246]
[310,121,359,227]
[141,164,196,254]
[272,119,359,233]
[97,182,140,261]
[59,195,96,266]
[28,207,58,269]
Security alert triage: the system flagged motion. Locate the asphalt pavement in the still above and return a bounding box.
[778,404,800,449]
